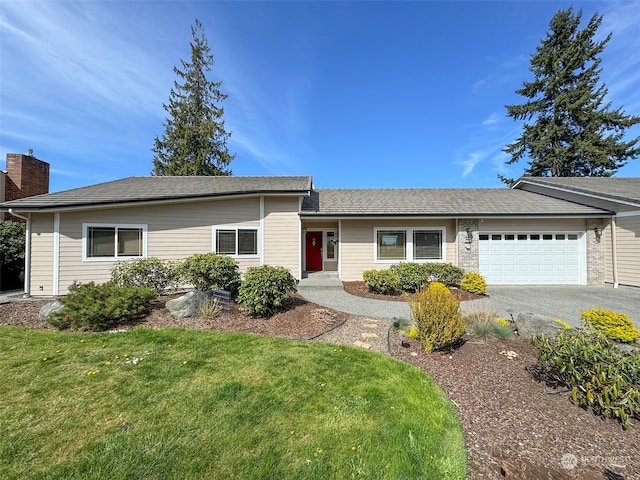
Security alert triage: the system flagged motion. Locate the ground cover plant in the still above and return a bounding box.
[0,326,467,480]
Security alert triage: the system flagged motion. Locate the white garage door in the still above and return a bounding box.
[478,232,585,284]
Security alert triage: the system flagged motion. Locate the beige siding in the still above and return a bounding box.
[479,218,586,232]
[340,219,456,281]
[606,216,640,287]
[263,197,301,277]
[53,198,261,295]
[30,213,55,295]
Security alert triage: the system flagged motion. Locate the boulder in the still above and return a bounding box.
[166,291,209,318]
[515,312,564,338]
[38,301,64,320]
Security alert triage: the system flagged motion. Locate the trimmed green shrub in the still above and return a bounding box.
[423,263,465,285]
[410,282,466,352]
[460,272,487,295]
[532,329,640,429]
[390,263,430,292]
[111,257,177,295]
[581,308,639,343]
[237,265,297,317]
[363,269,400,295]
[48,282,156,331]
[178,253,240,293]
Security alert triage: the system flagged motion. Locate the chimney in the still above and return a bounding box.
[5,150,50,202]
[3,150,50,221]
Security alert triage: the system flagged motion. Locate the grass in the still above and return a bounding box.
[0,326,466,480]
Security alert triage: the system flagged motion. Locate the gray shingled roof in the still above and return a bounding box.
[0,176,313,210]
[516,177,640,205]
[301,188,610,216]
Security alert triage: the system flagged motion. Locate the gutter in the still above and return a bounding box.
[611,215,619,288]
[8,209,31,297]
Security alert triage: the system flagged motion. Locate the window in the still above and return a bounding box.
[326,231,336,260]
[413,230,442,260]
[377,230,406,260]
[84,224,146,260]
[375,227,445,262]
[213,227,258,256]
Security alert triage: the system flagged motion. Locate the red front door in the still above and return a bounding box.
[306,232,323,271]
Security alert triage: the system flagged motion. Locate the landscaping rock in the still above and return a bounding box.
[38,301,64,320]
[166,291,209,318]
[514,312,564,338]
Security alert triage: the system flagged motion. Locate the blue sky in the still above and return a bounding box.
[1,1,640,193]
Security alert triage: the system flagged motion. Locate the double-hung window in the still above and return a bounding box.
[214,227,259,256]
[375,227,445,262]
[84,224,147,260]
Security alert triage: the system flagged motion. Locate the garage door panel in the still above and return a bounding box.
[479,232,584,285]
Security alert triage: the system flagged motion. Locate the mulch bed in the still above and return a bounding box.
[1,289,638,479]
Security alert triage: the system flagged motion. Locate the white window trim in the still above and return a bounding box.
[82,223,148,262]
[373,226,446,263]
[212,226,261,258]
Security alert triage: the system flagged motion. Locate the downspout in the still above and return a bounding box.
[8,209,31,297]
[611,215,619,288]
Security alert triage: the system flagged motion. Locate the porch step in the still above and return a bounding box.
[298,272,342,288]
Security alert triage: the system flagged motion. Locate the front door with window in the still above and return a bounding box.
[306,232,323,271]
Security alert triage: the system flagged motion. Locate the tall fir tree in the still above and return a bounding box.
[500,8,640,185]
[152,20,234,176]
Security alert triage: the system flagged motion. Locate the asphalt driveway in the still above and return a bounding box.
[467,285,640,328]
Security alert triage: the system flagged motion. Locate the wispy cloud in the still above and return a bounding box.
[482,113,501,127]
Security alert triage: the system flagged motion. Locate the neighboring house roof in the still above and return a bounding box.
[514,177,640,206]
[301,188,610,217]
[0,176,313,211]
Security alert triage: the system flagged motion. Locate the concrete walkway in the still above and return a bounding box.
[298,273,411,321]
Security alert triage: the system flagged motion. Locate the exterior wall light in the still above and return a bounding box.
[464,227,473,251]
[593,226,601,243]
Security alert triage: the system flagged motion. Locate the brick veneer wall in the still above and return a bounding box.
[457,219,479,272]
[585,218,606,285]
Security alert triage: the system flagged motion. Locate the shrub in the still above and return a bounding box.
[199,297,223,319]
[48,282,156,331]
[552,318,572,330]
[178,253,240,293]
[362,269,400,295]
[495,317,511,328]
[111,257,177,295]
[410,282,466,352]
[237,265,297,317]
[390,263,430,292]
[532,329,640,429]
[460,272,487,295]
[423,263,465,285]
[581,309,639,343]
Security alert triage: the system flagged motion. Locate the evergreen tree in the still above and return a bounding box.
[152,20,234,176]
[501,8,640,184]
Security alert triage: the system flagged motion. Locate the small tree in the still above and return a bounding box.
[152,19,235,176]
[0,221,26,287]
[501,8,640,184]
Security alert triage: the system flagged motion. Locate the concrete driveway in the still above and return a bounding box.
[466,285,640,328]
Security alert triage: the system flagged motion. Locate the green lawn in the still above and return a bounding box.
[0,326,466,479]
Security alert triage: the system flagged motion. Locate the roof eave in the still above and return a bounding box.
[1,189,312,213]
